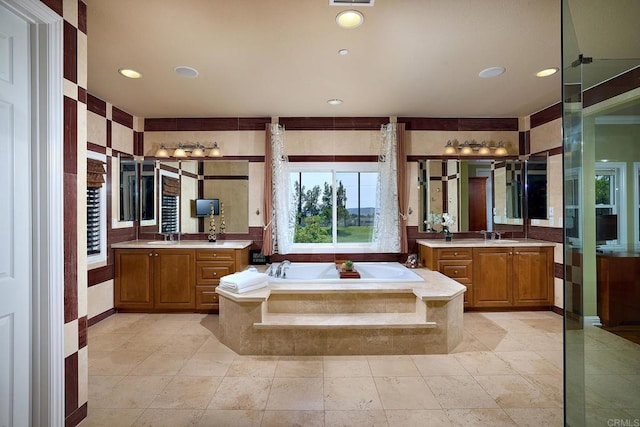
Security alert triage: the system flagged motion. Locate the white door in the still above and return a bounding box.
[0,4,32,426]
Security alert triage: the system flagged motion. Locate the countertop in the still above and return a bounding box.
[111,239,253,249]
[416,238,556,248]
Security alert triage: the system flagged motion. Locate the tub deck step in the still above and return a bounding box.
[254,313,437,329]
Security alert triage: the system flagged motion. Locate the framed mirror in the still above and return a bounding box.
[526,155,548,220]
[419,159,525,233]
[153,159,250,234]
[119,155,138,222]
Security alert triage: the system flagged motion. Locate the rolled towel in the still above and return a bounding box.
[219,270,269,292]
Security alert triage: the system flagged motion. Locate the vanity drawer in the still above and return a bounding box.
[197,249,235,261]
[438,260,473,282]
[437,248,473,260]
[196,261,235,285]
[196,285,220,309]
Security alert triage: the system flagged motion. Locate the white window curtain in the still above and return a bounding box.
[270,123,295,254]
[372,123,400,252]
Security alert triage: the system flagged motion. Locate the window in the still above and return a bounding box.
[289,163,378,250]
[595,162,625,248]
[160,174,180,233]
[86,154,107,263]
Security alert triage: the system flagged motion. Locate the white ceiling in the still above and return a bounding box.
[86,0,566,119]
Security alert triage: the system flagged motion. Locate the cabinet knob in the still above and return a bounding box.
[454,252,458,256]
[213,254,217,257]
[454,270,458,275]
[149,253,152,257]
[509,252,513,255]
[154,253,158,257]
[213,272,217,276]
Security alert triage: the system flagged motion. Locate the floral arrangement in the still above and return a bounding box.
[441,213,455,236]
[424,212,455,240]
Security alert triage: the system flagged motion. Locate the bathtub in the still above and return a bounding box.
[267,262,424,283]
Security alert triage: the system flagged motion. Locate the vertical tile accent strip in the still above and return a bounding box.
[63,21,77,83]
[64,175,78,323]
[64,352,78,417]
[78,316,87,349]
[64,97,78,174]
[40,0,63,16]
[106,120,112,148]
[77,1,87,34]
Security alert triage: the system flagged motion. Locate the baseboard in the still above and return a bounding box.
[88,308,116,327]
[584,315,602,327]
[551,306,564,316]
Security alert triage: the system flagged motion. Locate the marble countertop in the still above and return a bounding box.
[416,238,556,248]
[216,267,467,303]
[111,239,252,249]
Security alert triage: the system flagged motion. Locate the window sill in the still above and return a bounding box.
[289,244,388,254]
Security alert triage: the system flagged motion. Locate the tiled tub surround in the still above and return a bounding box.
[216,269,465,356]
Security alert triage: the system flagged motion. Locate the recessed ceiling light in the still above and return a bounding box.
[338,49,349,56]
[118,68,142,79]
[174,66,199,78]
[336,10,364,29]
[536,67,559,77]
[327,99,343,105]
[478,67,506,78]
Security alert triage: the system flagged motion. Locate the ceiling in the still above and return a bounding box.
[85,0,609,120]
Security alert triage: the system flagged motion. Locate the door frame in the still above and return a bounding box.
[1,0,65,425]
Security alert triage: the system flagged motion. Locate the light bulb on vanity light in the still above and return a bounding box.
[209,142,222,157]
[173,144,187,158]
[155,144,170,158]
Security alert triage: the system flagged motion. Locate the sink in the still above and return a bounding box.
[485,239,519,244]
[147,240,177,245]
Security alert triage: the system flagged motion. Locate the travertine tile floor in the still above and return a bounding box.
[80,311,567,426]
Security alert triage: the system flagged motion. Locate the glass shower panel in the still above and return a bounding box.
[563,54,640,426]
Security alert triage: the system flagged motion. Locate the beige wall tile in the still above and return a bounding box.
[530,118,562,154]
[111,122,134,154]
[77,32,87,89]
[87,111,107,146]
[63,79,76,99]
[63,0,78,26]
[88,280,114,319]
[77,346,88,405]
[64,319,78,358]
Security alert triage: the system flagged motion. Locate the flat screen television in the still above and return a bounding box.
[596,214,617,243]
[194,198,219,217]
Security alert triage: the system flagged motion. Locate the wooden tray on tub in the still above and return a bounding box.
[335,262,361,279]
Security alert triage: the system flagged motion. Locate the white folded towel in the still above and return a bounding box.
[219,270,269,293]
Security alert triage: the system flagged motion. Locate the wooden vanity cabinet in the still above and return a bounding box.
[195,249,237,311]
[473,246,553,308]
[472,247,513,307]
[114,249,154,310]
[420,246,474,307]
[420,243,553,309]
[154,249,196,309]
[115,248,195,311]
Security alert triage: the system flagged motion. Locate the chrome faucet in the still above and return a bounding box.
[275,260,291,278]
[480,230,489,240]
[492,231,502,240]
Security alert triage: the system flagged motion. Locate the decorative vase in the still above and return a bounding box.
[208,204,217,242]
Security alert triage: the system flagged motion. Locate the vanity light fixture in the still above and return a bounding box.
[443,140,508,156]
[336,10,364,28]
[118,68,142,79]
[536,67,559,77]
[154,142,223,158]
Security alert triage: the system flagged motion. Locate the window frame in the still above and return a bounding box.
[595,162,626,249]
[87,151,107,265]
[288,162,379,253]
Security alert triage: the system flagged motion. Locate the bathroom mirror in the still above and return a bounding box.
[140,160,156,224]
[419,159,525,233]
[119,156,138,222]
[526,154,548,220]
[493,160,524,225]
[154,159,250,234]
